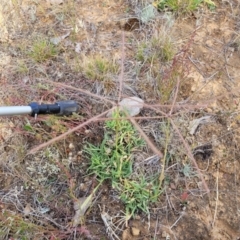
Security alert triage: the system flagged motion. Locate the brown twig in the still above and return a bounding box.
[212,162,219,226]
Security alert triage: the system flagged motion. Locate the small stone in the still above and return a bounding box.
[79,183,87,191]
[191,84,196,92]
[131,227,140,236]
[170,183,176,189]
[69,143,74,149]
[84,176,89,182]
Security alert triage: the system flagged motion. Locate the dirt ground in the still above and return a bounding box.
[1,0,240,239]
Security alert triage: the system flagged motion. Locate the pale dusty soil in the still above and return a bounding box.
[0,0,240,240]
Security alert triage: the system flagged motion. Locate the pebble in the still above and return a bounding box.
[69,143,74,149]
[131,227,140,236]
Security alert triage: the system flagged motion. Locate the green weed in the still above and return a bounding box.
[85,110,161,218]
[28,39,58,62]
[86,110,143,182]
[119,178,160,217]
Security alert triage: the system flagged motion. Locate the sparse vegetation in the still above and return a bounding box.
[0,0,239,239]
[0,210,44,239]
[85,109,161,218]
[136,32,175,63]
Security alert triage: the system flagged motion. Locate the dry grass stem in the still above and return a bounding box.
[212,163,219,227]
[169,76,180,115]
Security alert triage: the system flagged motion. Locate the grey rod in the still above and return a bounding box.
[0,106,32,116]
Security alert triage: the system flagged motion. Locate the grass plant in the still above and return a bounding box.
[81,54,119,93]
[28,39,58,63]
[16,60,29,74]
[136,32,175,64]
[85,109,144,183]
[82,55,119,81]
[85,109,161,218]
[136,29,179,103]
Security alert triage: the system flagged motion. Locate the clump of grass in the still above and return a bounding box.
[81,54,119,93]
[16,60,29,74]
[28,39,58,62]
[136,32,175,64]
[119,178,160,217]
[82,55,119,81]
[85,110,161,218]
[85,110,143,182]
[135,29,177,103]
[154,0,215,14]
[155,0,201,13]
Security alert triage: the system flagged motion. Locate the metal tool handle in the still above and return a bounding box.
[0,101,79,117]
[0,106,32,116]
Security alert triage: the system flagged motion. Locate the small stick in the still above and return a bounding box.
[212,163,219,227]
[118,32,125,104]
[169,77,180,116]
[129,117,163,158]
